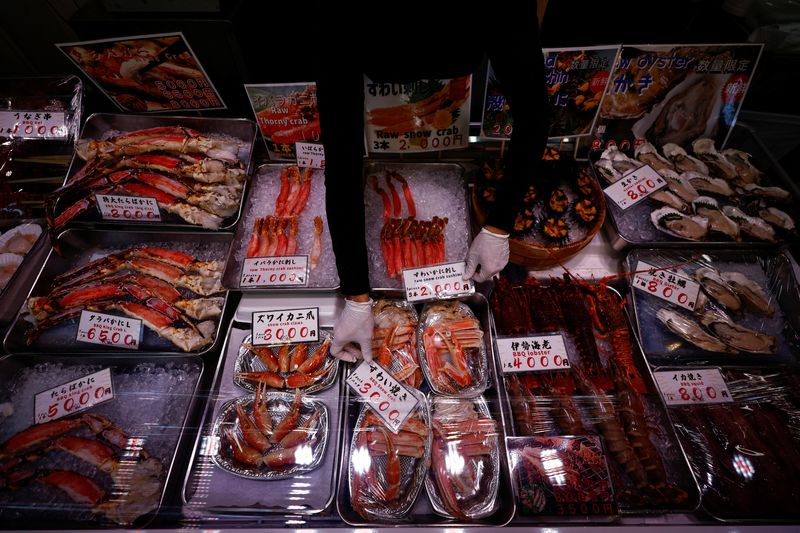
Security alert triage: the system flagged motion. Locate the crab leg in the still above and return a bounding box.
[77,126,240,162]
[390,171,416,218]
[296,337,332,374]
[286,217,298,256]
[310,216,323,270]
[370,175,391,221]
[289,343,308,371]
[223,429,263,466]
[41,469,106,505]
[271,389,302,443]
[274,168,291,216]
[238,371,285,388]
[246,217,262,258]
[236,404,270,453]
[253,382,273,439]
[245,343,280,372]
[292,167,314,215]
[279,408,322,448]
[285,364,330,388]
[385,173,402,217]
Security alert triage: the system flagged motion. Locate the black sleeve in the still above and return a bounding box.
[484,4,550,233]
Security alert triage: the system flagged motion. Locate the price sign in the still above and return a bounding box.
[403,261,474,303]
[0,111,67,139]
[240,256,309,287]
[346,361,420,433]
[252,307,319,346]
[295,142,325,169]
[34,368,114,423]
[496,334,571,373]
[603,164,666,210]
[76,311,141,350]
[96,194,161,222]
[654,368,732,406]
[632,260,701,311]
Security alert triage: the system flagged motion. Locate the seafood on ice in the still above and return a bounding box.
[0,412,162,525]
[214,388,327,479]
[426,397,500,519]
[23,245,225,352]
[418,300,488,396]
[348,398,431,521]
[48,126,248,231]
[372,299,423,389]
[0,223,43,290]
[235,333,336,392]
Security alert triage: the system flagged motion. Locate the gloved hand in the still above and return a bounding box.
[331,297,375,363]
[463,227,510,283]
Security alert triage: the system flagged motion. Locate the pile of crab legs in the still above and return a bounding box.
[492,276,689,506]
[47,126,246,232]
[245,165,324,270]
[371,299,423,389]
[0,412,161,525]
[238,336,333,389]
[370,170,447,278]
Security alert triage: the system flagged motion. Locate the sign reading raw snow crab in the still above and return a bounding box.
[76,310,141,349]
[0,111,67,139]
[603,164,667,210]
[251,307,319,346]
[365,76,471,154]
[96,194,161,222]
[403,261,474,303]
[346,361,420,433]
[240,255,309,287]
[632,260,701,311]
[34,368,114,424]
[497,334,571,373]
[653,368,732,406]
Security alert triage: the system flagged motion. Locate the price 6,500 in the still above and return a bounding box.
[84,327,137,347]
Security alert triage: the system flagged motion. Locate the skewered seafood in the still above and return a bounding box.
[235,334,336,391]
[372,299,422,388]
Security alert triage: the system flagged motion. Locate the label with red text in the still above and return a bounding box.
[96,194,161,222]
[497,334,571,373]
[76,311,141,349]
[251,307,319,346]
[295,142,325,169]
[241,256,308,287]
[403,261,474,303]
[632,260,701,311]
[0,111,67,139]
[603,164,667,210]
[34,368,114,423]
[654,368,732,406]
[346,361,420,433]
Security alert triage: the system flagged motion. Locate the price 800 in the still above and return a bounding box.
[677,385,721,402]
[643,279,694,308]
[625,178,661,201]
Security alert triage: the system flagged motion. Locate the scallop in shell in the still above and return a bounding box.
[0,252,24,290]
[691,138,738,181]
[691,196,740,240]
[662,143,709,174]
[0,223,42,255]
[650,206,708,241]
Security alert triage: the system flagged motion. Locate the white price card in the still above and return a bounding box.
[96,194,161,222]
[0,111,67,139]
[295,141,325,169]
[653,368,733,406]
[76,310,141,350]
[496,334,571,374]
[632,260,701,311]
[603,164,667,210]
[34,368,114,423]
[240,256,309,287]
[403,261,475,303]
[346,361,420,433]
[252,307,319,346]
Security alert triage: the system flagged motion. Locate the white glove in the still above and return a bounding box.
[463,227,510,283]
[331,298,375,363]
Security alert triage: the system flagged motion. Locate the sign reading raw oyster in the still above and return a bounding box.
[603,164,667,210]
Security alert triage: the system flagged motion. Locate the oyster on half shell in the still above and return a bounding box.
[650,206,708,241]
[720,271,774,317]
[699,308,777,354]
[656,308,737,353]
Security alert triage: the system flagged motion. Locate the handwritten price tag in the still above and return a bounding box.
[496,334,571,373]
[403,261,474,303]
[346,361,420,433]
[295,142,325,169]
[76,310,141,350]
[241,256,308,287]
[632,260,701,311]
[0,111,67,139]
[96,194,161,222]
[252,307,319,346]
[654,368,732,406]
[34,368,114,423]
[603,164,666,210]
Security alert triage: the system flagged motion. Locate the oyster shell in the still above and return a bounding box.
[722,206,777,242]
[720,271,774,317]
[594,157,621,184]
[758,206,795,231]
[651,206,708,241]
[655,308,737,353]
[0,223,42,255]
[699,308,777,354]
[693,266,742,313]
[721,148,762,185]
[0,252,23,290]
[682,171,734,197]
[691,196,740,240]
[651,190,690,212]
[739,183,792,202]
[691,138,738,181]
[663,143,709,175]
[657,168,699,202]
[634,142,673,171]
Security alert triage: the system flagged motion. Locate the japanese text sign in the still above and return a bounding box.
[497,334,571,374]
[34,368,114,423]
[241,256,309,288]
[346,361,420,433]
[251,307,319,346]
[603,164,666,210]
[654,368,732,406]
[76,311,141,350]
[403,261,474,303]
[96,194,161,222]
[633,260,701,311]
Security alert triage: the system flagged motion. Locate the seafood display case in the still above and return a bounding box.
[0,352,204,528]
[3,228,232,356]
[0,219,49,327]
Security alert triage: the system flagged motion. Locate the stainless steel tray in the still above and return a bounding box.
[3,228,232,356]
[0,352,203,528]
[0,218,50,326]
[181,306,344,519]
[336,292,516,526]
[223,163,339,291]
[53,113,257,232]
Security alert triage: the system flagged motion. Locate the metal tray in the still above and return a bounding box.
[223,163,339,291]
[0,218,50,326]
[54,113,257,232]
[489,283,700,518]
[3,228,232,356]
[363,161,471,291]
[0,352,203,528]
[181,301,344,520]
[598,122,800,251]
[336,292,516,527]
[626,248,800,368]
